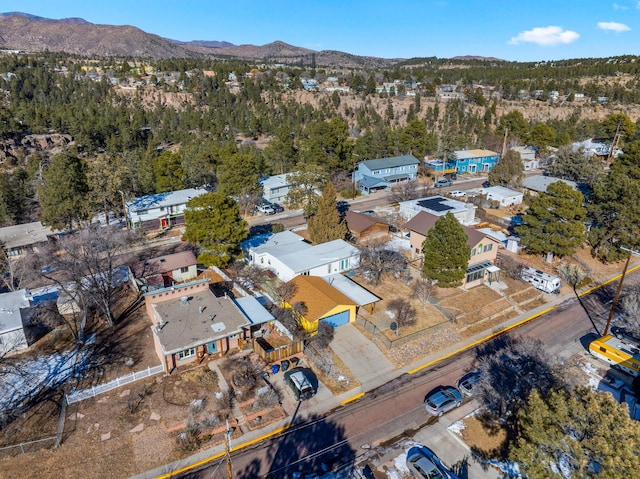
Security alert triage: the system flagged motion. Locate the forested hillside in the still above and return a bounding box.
[0,51,639,232]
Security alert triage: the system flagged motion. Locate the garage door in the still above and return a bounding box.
[321,310,350,327]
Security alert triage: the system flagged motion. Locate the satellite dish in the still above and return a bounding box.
[390,321,398,331]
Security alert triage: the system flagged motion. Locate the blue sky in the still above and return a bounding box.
[11,1,640,62]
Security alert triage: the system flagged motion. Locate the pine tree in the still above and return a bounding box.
[183,192,248,268]
[307,182,347,244]
[38,153,90,230]
[421,212,471,288]
[517,181,586,257]
[488,149,524,187]
[512,386,640,479]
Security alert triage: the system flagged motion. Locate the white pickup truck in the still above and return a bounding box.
[256,204,275,215]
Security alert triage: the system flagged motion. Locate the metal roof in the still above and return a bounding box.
[360,154,419,171]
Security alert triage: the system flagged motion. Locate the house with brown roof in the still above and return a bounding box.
[344,211,390,243]
[404,211,500,289]
[284,275,357,332]
[131,250,198,292]
[143,279,274,373]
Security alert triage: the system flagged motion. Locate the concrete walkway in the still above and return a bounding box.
[134,263,639,479]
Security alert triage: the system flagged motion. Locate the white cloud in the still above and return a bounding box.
[613,2,628,10]
[597,21,631,32]
[509,26,580,46]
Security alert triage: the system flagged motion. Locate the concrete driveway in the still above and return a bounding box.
[331,323,395,389]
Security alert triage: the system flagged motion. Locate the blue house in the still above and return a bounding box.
[425,149,499,175]
[353,154,420,195]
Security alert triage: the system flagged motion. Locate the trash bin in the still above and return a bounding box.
[280,359,290,372]
[271,364,280,375]
[290,356,300,366]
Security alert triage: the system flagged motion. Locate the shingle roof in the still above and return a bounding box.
[288,276,356,322]
[131,250,197,278]
[344,211,388,234]
[360,154,419,171]
[403,211,487,248]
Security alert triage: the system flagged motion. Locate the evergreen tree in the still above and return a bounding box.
[38,153,90,230]
[517,181,586,257]
[307,182,347,244]
[588,142,640,262]
[512,387,640,479]
[183,192,248,268]
[153,151,186,193]
[421,212,470,288]
[285,165,327,216]
[546,146,603,186]
[487,149,524,187]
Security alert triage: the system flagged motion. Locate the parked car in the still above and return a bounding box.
[424,386,462,416]
[256,204,275,215]
[284,367,316,401]
[457,371,481,397]
[482,180,491,188]
[434,179,453,188]
[271,203,285,213]
[448,190,466,198]
[406,445,460,479]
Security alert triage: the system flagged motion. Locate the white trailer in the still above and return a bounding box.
[520,267,561,294]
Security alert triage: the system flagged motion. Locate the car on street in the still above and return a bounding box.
[256,204,275,215]
[406,444,460,479]
[271,203,285,213]
[424,386,462,416]
[482,180,491,188]
[456,371,481,397]
[448,190,466,198]
[434,179,453,188]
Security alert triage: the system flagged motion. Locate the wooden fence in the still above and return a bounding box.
[252,337,303,363]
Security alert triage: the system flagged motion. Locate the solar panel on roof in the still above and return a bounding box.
[417,198,454,212]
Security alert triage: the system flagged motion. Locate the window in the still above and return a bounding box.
[470,248,476,256]
[466,270,485,283]
[180,266,189,273]
[340,258,350,269]
[483,244,493,253]
[178,348,196,360]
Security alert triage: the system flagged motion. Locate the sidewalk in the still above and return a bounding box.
[135,263,635,479]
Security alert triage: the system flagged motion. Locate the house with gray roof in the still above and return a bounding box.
[125,187,208,231]
[522,175,578,195]
[0,221,55,259]
[0,289,34,354]
[399,195,478,225]
[353,154,420,195]
[143,279,274,373]
[243,231,360,282]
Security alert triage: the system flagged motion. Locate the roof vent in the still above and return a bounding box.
[180,296,189,305]
[198,306,205,314]
[211,322,226,333]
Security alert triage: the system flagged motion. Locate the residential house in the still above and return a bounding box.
[511,146,539,170]
[404,211,500,289]
[144,279,274,373]
[436,85,465,100]
[0,289,34,353]
[131,250,198,292]
[399,196,477,226]
[260,173,292,204]
[284,275,357,331]
[243,231,360,282]
[344,211,390,243]
[353,155,420,195]
[0,221,55,259]
[322,274,380,315]
[521,175,579,196]
[424,149,500,175]
[480,186,524,207]
[125,187,208,231]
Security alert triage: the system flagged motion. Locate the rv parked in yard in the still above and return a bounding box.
[520,267,560,294]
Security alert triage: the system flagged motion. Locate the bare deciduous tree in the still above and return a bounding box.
[619,285,640,337]
[390,181,420,202]
[312,321,334,349]
[274,281,298,303]
[358,244,408,285]
[387,298,416,335]
[556,262,587,290]
[412,278,435,307]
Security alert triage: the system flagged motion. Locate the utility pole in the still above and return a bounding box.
[501,128,509,159]
[225,419,233,479]
[607,121,622,163]
[604,247,640,336]
[118,190,129,231]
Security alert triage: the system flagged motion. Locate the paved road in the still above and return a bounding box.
[176,281,620,479]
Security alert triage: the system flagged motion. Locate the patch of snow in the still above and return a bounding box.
[386,235,412,252]
[448,419,466,435]
[484,459,521,478]
[0,349,91,415]
[393,452,410,474]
